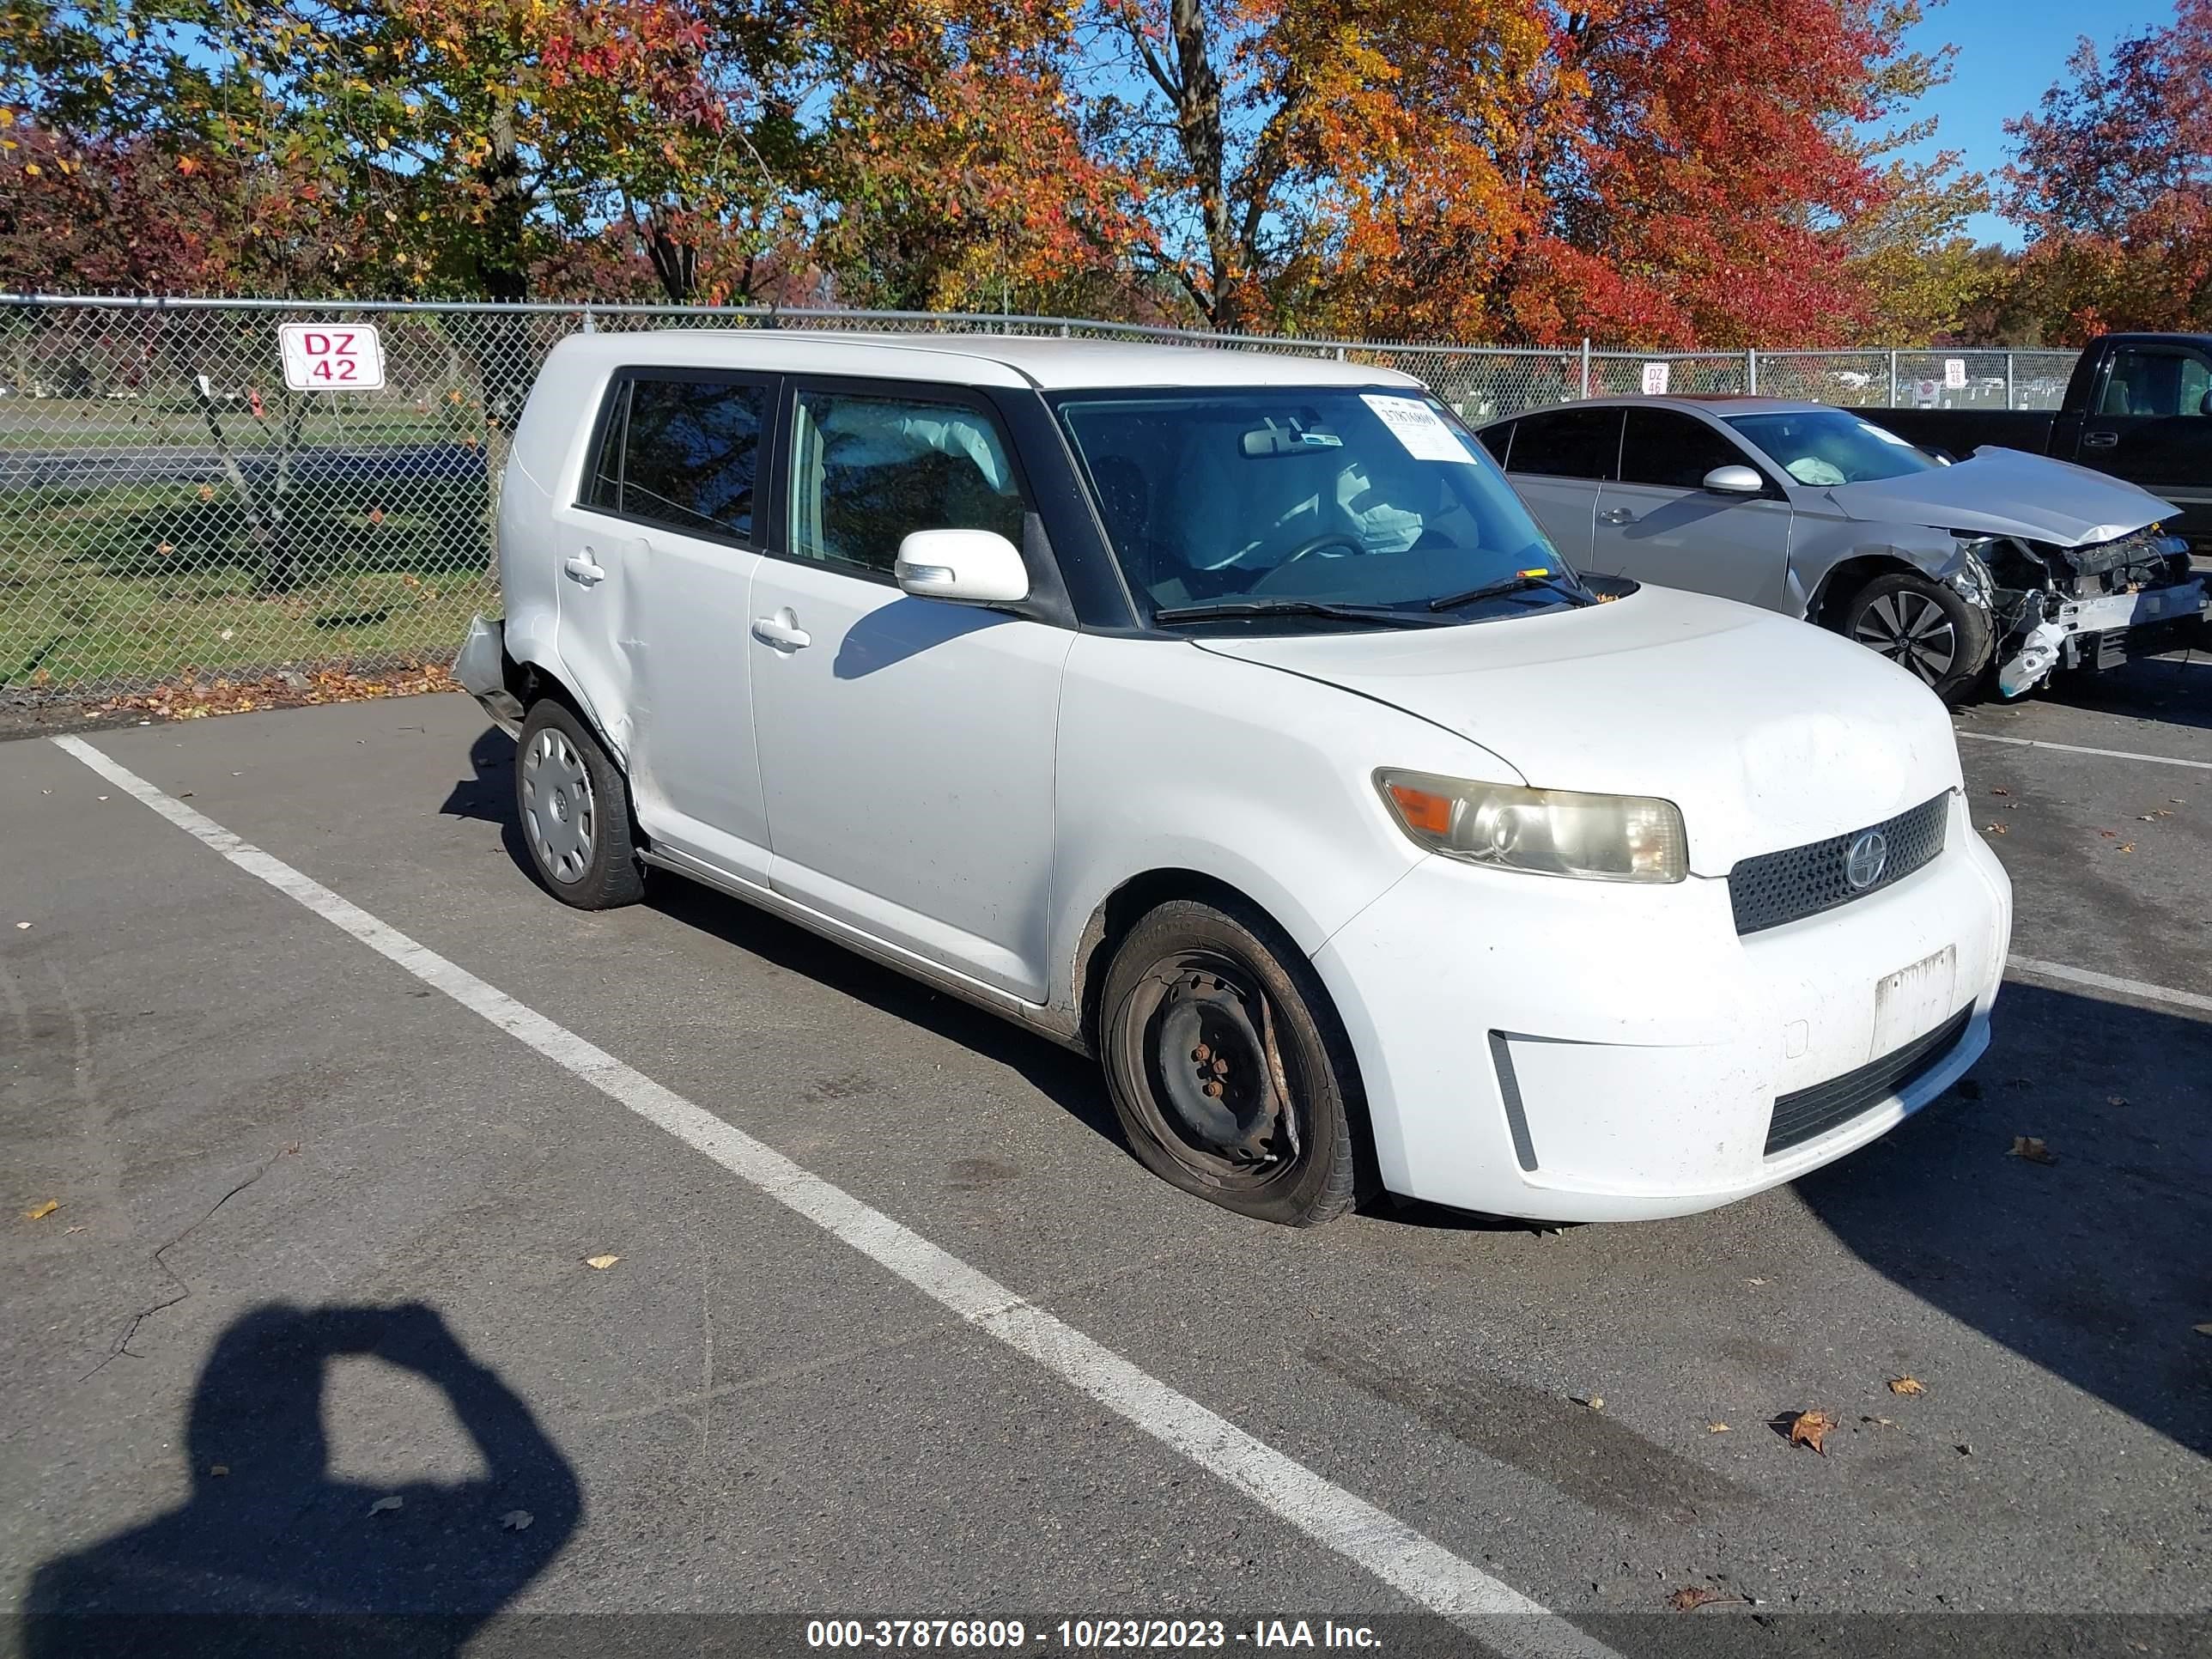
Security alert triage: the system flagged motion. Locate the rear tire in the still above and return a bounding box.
[1835,572,1992,704]
[515,699,645,909]
[1099,897,1369,1227]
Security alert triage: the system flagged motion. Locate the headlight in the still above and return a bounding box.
[1375,769,1687,883]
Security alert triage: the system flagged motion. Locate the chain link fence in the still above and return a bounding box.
[0,294,2082,705]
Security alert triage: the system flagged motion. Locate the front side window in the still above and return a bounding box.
[1619,409,1757,490]
[596,374,766,539]
[1506,407,1622,480]
[2100,348,2212,419]
[1054,387,1575,624]
[787,389,1027,576]
[1725,410,1942,486]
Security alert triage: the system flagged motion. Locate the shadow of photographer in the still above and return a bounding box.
[26,1302,580,1657]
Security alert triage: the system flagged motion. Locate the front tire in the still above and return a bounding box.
[1099,898,1368,1227]
[1836,572,1992,704]
[515,699,645,909]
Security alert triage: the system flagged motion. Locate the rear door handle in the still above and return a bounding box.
[563,554,607,584]
[1598,507,1635,525]
[2081,429,2119,449]
[750,611,811,651]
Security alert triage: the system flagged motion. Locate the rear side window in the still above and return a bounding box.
[584,373,767,541]
[1476,422,1513,465]
[1619,409,1754,490]
[1506,407,1621,480]
[787,388,1027,576]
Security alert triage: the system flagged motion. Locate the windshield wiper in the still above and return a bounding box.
[1150,599,1450,628]
[1427,570,1593,612]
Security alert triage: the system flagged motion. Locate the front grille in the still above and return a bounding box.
[1765,1006,1973,1155]
[1729,793,1949,935]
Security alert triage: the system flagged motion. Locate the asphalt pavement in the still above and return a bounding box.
[2,661,2207,1658]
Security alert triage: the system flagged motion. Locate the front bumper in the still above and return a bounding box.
[1312,791,2012,1222]
[2051,578,2208,670]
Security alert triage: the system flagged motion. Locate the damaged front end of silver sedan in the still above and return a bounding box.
[1972,525,2203,697]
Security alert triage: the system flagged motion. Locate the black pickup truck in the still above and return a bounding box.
[1872,332,2212,559]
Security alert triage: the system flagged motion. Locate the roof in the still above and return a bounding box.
[1491,394,1829,419]
[549,328,1422,392]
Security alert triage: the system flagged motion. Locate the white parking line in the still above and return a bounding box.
[1958,731,2212,771]
[2007,956,2212,1017]
[51,734,1615,1659]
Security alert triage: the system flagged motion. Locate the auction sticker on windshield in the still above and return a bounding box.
[1359,394,1475,464]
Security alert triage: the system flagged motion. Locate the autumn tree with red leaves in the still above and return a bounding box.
[1498,0,1964,346]
[2000,0,2212,340]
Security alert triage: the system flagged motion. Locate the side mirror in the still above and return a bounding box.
[1702,464,1765,495]
[895,528,1030,605]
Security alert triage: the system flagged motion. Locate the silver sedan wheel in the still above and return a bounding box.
[522,726,596,884]
[1854,590,1957,684]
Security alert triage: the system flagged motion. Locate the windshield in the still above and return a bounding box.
[1053,388,1572,625]
[1725,410,1944,486]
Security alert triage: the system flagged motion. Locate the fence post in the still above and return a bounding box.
[1580,337,1591,399]
[1747,347,1758,395]
[1887,349,1898,405]
[2005,353,2015,410]
[580,304,595,335]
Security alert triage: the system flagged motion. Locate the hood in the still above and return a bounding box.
[1196,586,1962,876]
[1823,447,2178,546]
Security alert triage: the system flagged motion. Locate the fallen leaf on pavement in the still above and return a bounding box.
[1707,1422,1731,1433]
[1990,787,2009,796]
[368,1495,404,1516]
[1887,1376,1926,1396]
[24,1200,58,1220]
[2100,829,2117,838]
[13,921,29,930]
[1747,1277,1770,1286]
[1787,1409,1836,1454]
[584,1254,620,1270]
[1571,1394,1604,1411]
[501,1510,533,1531]
[210,1465,229,1478]
[2194,1323,2212,1339]
[1668,1585,1743,1612]
[2107,1096,2127,1108]
[2118,842,2135,854]
[1861,1415,1897,1426]
[2008,1135,2057,1164]
[1984,823,2008,835]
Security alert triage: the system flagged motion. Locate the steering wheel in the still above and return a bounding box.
[1247,532,1367,594]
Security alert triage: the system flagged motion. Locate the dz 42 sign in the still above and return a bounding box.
[279,323,385,391]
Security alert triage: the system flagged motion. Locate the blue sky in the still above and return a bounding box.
[1892,0,2179,246]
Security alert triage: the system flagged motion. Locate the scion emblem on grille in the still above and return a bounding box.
[1845,830,1889,890]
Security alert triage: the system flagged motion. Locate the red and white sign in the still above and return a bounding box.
[278,323,385,391]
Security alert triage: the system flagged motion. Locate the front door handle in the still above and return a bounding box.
[750,610,811,652]
[563,554,607,584]
[1598,507,1635,525]
[2081,429,2119,449]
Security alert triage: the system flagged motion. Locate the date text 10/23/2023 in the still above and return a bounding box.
[805,1620,1384,1650]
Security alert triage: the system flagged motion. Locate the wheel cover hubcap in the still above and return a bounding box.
[1855,591,1957,684]
[523,728,595,883]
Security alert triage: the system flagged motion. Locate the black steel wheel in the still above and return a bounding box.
[1100,898,1366,1226]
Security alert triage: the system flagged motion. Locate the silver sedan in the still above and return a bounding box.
[1476,396,2202,702]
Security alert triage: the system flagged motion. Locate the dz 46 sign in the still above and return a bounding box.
[279,324,385,391]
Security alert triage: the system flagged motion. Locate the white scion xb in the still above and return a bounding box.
[457,331,2012,1228]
